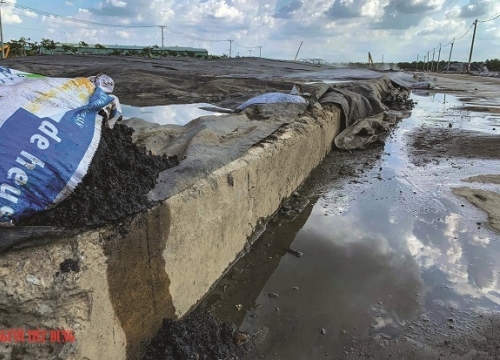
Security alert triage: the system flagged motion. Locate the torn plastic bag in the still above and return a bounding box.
[411,81,435,89]
[235,92,307,112]
[0,67,121,225]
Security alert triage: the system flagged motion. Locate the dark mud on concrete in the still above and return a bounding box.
[140,310,242,360]
[19,124,178,228]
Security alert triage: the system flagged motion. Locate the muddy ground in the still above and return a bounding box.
[4,56,500,359]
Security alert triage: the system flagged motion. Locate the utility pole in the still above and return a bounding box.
[424,55,427,71]
[467,19,478,73]
[294,41,303,61]
[427,51,430,71]
[0,1,4,59]
[416,54,419,71]
[431,48,435,72]
[158,25,166,48]
[248,49,251,57]
[258,46,262,57]
[382,54,384,63]
[228,39,233,58]
[447,38,455,73]
[436,43,442,72]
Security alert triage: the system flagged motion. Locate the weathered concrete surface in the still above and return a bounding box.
[164,104,341,316]
[0,228,127,360]
[0,104,341,359]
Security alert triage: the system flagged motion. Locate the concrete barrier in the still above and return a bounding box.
[0,104,341,360]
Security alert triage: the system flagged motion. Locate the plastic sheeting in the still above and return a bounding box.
[235,93,307,112]
[123,102,309,201]
[123,76,406,202]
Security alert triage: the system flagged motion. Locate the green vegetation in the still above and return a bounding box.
[485,59,500,71]
[62,44,78,54]
[41,38,58,54]
[7,37,30,56]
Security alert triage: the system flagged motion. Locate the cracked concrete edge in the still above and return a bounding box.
[0,104,341,360]
[163,104,341,317]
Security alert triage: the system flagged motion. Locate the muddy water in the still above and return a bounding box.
[201,93,500,359]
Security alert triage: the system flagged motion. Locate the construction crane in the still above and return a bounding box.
[368,52,374,67]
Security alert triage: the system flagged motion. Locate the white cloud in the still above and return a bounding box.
[199,0,244,21]
[110,0,127,8]
[115,30,131,38]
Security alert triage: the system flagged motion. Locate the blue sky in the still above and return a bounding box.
[2,0,500,63]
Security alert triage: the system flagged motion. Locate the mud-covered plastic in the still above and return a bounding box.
[411,81,435,89]
[0,67,121,225]
[235,92,307,112]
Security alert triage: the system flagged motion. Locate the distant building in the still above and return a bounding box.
[40,43,208,57]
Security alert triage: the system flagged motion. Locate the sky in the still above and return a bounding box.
[1,0,500,63]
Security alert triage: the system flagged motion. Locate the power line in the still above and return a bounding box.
[158,25,226,43]
[479,12,500,23]
[6,1,155,28]
[7,24,49,33]
[455,22,474,41]
[6,1,234,45]
[232,41,259,49]
[6,1,152,28]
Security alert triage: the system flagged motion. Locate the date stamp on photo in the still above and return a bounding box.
[0,329,75,344]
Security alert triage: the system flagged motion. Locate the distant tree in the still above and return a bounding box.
[486,59,500,71]
[28,40,40,55]
[8,37,30,57]
[79,41,88,48]
[62,44,78,54]
[141,46,153,57]
[41,38,58,54]
[128,49,138,56]
[95,43,106,50]
[111,48,123,56]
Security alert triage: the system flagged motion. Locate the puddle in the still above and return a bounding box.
[121,103,229,126]
[410,93,500,134]
[201,93,500,359]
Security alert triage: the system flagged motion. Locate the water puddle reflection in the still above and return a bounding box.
[204,93,500,359]
[121,102,229,126]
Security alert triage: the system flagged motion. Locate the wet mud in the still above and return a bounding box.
[410,127,500,165]
[140,310,241,360]
[19,124,178,228]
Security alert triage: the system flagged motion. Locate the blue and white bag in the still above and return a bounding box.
[0,67,121,225]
